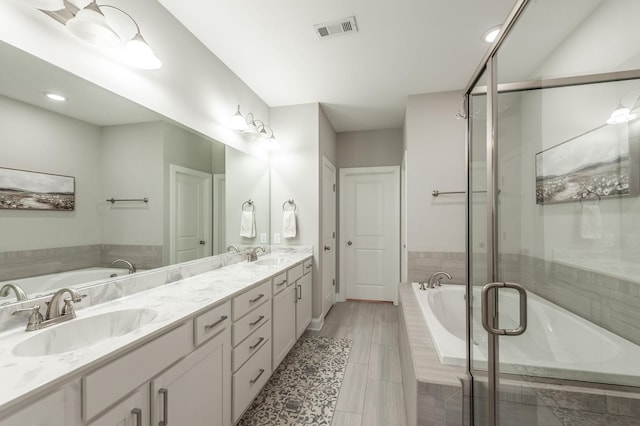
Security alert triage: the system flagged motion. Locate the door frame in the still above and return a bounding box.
[169,164,212,264]
[339,165,400,304]
[212,173,226,256]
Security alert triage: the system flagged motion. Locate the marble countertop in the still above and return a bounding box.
[0,251,312,414]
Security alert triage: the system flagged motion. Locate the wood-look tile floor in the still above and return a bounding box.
[309,301,408,426]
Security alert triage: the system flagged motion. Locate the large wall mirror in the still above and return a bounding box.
[0,41,270,306]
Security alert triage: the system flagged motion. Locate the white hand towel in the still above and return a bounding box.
[580,204,602,239]
[240,210,256,238]
[282,210,297,239]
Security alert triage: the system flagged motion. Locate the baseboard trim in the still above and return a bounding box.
[308,315,324,331]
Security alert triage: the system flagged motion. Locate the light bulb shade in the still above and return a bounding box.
[244,121,259,136]
[124,33,162,69]
[265,135,279,150]
[23,0,64,11]
[607,105,636,124]
[230,106,247,130]
[66,6,121,49]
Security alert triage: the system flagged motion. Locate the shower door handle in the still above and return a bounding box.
[481,282,527,336]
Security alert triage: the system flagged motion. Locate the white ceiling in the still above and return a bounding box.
[158,0,518,132]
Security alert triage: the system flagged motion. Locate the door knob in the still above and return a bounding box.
[347,241,353,246]
[324,245,331,251]
[199,240,206,245]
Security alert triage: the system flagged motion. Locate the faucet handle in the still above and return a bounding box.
[12,305,44,331]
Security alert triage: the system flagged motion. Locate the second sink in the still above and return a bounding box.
[254,257,287,266]
[12,308,157,357]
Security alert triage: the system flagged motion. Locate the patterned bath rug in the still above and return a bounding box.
[238,333,352,426]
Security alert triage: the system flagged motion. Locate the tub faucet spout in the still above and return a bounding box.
[112,258,137,274]
[0,283,28,302]
[427,271,452,289]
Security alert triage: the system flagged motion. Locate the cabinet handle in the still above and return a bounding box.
[298,284,302,300]
[131,408,142,426]
[306,263,313,268]
[277,279,287,286]
[250,315,265,326]
[250,368,265,384]
[159,388,169,426]
[249,337,265,350]
[204,315,228,330]
[249,294,265,303]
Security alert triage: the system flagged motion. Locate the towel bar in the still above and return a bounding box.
[242,199,255,212]
[282,199,297,212]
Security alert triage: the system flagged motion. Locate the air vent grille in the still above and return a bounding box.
[313,16,358,39]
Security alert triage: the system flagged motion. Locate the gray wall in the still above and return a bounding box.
[336,128,403,168]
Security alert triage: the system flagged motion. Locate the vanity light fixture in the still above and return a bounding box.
[23,0,64,11]
[231,106,279,150]
[44,92,67,102]
[607,95,640,125]
[483,25,501,43]
[66,1,161,69]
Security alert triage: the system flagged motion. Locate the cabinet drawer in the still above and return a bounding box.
[233,301,271,346]
[287,263,303,284]
[303,258,313,274]
[232,339,271,423]
[232,280,271,321]
[88,386,149,426]
[271,272,288,295]
[233,320,270,372]
[194,301,230,346]
[82,322,192,421]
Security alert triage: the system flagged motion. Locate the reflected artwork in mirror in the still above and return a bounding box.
[0,41,270,306]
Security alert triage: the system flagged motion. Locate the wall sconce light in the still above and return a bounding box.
[231,105,279,150]
[607,94,640,125]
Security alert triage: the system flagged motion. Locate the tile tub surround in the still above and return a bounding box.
[0,244,163,282]
[408,251,466,285]
[398,283,468,426]
[0,249,312,415]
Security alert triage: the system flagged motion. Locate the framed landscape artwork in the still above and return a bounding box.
[0,167,75,211]
[535,124,637,205]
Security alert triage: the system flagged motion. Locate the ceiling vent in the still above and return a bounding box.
[313,16,358,39]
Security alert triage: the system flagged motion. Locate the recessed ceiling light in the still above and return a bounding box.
[483,26,501,43]
[44,92,67,102]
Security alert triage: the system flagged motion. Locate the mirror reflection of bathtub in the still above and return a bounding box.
[0,267,145,305]
[411,283,640,387]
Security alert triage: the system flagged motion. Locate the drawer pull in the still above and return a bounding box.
[277,279,287,286]
[131,408,142,426]
[250,315,265,326]
[159,388,169,426]
[305,264,312,269]
[250,368,265,384]
[249,294,265,304]
[204,315,228,330]
[249,337,265,350]
[298,284,302,300]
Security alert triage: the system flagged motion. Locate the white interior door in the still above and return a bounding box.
[213,173,226,255]
[322,157,336,317]
[340,166,400,303]
[170,164,212,264]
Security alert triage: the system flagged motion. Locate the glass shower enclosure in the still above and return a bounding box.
[466,0,640,424]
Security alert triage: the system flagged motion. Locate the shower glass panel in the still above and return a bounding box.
[467,0,640,424]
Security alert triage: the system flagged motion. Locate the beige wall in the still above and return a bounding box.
[336,128,403,168]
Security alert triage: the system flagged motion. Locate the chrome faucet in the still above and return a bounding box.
[227,245,240,254]
[112,258,137,274]
[0,283,28,302]
[12,287,85,331]
[247,246,265,262]
[426,271,452,289]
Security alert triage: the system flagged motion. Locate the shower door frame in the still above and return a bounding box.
[464,0,640,424]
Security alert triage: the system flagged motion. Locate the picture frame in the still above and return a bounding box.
[535,124,638,205]
[0,167,75,211]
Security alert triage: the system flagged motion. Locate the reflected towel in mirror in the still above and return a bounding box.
[283,210,297,239]
[240,210,256,238]
[580,204,602,239]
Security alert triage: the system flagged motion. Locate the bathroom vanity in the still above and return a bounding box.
[0,251,313,426]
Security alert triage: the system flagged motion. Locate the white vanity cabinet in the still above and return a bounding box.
[88,387,149,426]
[271,282,296,370]
[151,328,231,426]
[295,265,313,339]
[231,280,272,423]
[0,387,77,426]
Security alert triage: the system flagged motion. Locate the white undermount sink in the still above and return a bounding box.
[12,308,157,357]
[253,257,288,266]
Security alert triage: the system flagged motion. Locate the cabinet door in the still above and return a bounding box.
[272,285,296,370]
[0,389,73,426]
[296,273,312,339]
[151,329,231,426]
[88,387,149,426]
